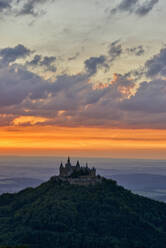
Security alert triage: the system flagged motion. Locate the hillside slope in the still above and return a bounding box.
[0,178,166,248]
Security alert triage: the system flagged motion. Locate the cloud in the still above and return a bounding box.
[135,0,159,16]
[16,0,46,17]
[0,0,54,18]
[0,43,166,129]
[111,0,138,15]
[84,40,123,75]
[126,45,145,56]
[1,61,166,129]
[111,0,159,17]
[40,56,57,72]
[109,40,122,63]
[84,55,107,75]
[145,48,166,77]
[0,66,48,107]
[27,55,42,66]
[0,63,136,128]
[27,54,57,72]
[121,79,166,114]
[0,44,31,65]
[0,0,11,12]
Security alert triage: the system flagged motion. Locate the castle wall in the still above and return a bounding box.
[60,167,73,177]
[67,177,102,186]
[51,176,102,186]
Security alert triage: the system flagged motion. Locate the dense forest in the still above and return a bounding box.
[0,177,166,248]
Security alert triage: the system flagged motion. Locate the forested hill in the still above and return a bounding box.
[1,178,166,248]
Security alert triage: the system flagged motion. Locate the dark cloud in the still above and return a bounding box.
[126,45,145,56]
[0,0,54,18]
[1,61,166,129]
[0,62,134,127]
[135,0,159,16]
[16,0,47,16]
[25,73,135,127]
[27,55,42,66]
[0,44,31,65]
[1,43,166,129]
[0,67,48,107]
[111,0,138,15]
[84,41,122,75]
[40,56,57,72]
[0,0,11,12]
[145,48,166,77]
[109,40,122,63]
[40,56,56,66]
[111,0,159,17]
[121,79,166,114]
[84,55,107,75]
[27,54,57,72]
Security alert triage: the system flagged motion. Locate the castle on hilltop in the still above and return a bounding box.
[51,157,101,185]
[59,157,96,178]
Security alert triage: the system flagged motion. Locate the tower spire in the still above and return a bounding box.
[66,156,72,167]
[76,160,80,167]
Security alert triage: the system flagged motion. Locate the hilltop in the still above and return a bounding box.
[0,171,166,248]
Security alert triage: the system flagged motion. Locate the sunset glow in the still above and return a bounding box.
[0,126,165,159]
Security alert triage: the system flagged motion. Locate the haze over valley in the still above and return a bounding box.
[1,156,166,202]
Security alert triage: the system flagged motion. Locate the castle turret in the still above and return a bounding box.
[76,160,80,167]
[91,167,96,177]
[59,162,64,176]
[76,160,80,171]
[66,156,71,167]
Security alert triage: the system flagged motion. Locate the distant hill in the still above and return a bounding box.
[111,173,166,202]
[1,178,166,248]
[0,177,43,194]
[111,173,166,190]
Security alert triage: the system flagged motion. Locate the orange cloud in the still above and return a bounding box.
[13,116,50,126]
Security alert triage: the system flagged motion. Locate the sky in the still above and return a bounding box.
[0,0,166,159]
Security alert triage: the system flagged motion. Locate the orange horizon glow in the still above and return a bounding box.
[0,126,166,159]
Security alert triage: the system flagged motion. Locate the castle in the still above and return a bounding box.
[51,157,101,185]
[59,157,96,178]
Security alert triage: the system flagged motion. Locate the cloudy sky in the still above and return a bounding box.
[0,0,166,158]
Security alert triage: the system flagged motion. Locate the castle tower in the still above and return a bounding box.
[76,160,80,171]
[76,160,80,168]
[66,156,71,167]
[91,167,96,177]
[59,162,64,176]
